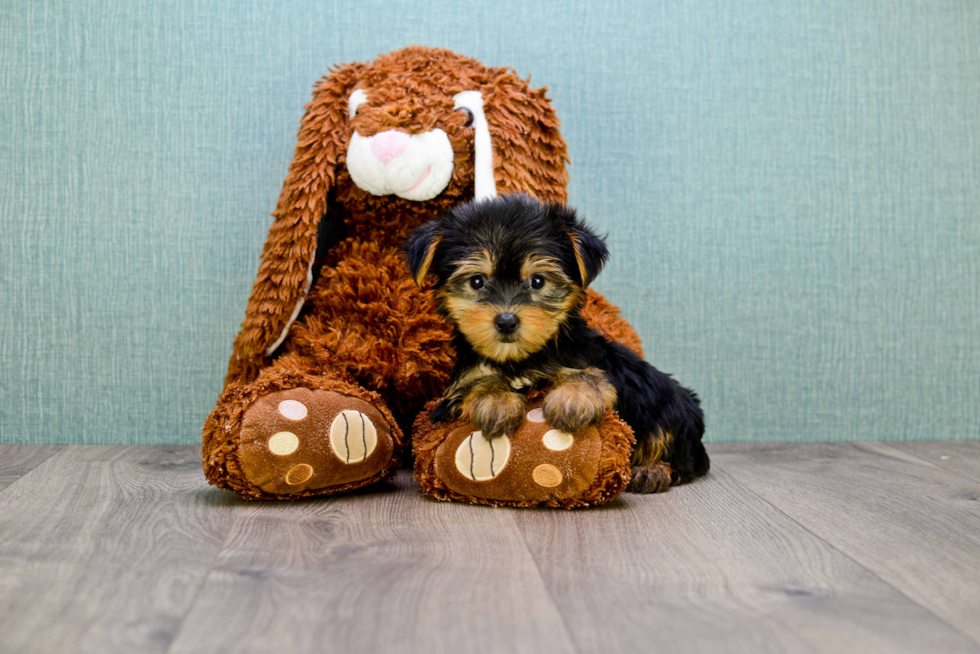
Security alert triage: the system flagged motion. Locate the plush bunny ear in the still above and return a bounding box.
[226,63,363,386]
[482,69,569,203]
[404,220,442,287]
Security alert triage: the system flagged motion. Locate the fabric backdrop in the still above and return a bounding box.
[2,0,978,444]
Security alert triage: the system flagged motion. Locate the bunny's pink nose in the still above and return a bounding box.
[370,130,410,165]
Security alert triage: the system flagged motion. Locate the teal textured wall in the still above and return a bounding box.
[2,1,978,444]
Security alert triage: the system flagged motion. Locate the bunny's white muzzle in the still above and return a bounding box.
[346,129,455,202]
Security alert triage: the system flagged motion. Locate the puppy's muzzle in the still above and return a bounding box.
[494,312,519,335]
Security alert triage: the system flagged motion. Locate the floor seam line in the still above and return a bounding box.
[0,446,66,496]
[713,462,980,649]
[510,511,585,654]
[163,497,241,654]
[865,442,980,486]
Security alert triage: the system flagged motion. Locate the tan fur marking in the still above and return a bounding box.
[456,362,496,388]
[520,256,567,281]
[441,295,513,360]
[631,427,674,466]
[413,235,441,287]
[568,231,590,287]
[513,305,563,352]
[447,249,495,285]
[442,362,497,405]
[440,292,565,363]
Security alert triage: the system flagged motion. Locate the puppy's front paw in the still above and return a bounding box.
[543,384,607,433]
[469,391,526,439]
[430,397,459,423]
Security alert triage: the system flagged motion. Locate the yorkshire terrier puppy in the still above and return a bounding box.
[405,194,708,493]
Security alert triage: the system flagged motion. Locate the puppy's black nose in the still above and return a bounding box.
[494,313,519,334]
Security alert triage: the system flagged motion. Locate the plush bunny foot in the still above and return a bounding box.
[235,387,397,497]
[413,397,635,509]
[203,372,402,501]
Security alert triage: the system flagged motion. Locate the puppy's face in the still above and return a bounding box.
[440,242,580,363]
[406,195,609,363]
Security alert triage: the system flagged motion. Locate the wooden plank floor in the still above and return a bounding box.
[0,442,978,654]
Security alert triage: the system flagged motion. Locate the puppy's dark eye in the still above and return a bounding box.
[529,274,546,290]
[456,107,474,128]
[469,274,485,290]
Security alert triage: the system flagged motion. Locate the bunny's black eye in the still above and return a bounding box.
[529,274,546,290]
[456,107,474,128]
[348,89,368,119]
[469,274,485,290]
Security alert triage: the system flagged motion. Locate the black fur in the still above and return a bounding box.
[406,194,709,491]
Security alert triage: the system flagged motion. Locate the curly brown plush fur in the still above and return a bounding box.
[202,46,645,502]
[203,353,403,500]
[224,47,569,386]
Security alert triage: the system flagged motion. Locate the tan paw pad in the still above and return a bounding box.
[526,407,546,423]
[278,399,308,421]
[532,464,563,488]
[268,431,299,456]
[455,431,511,481]
[285,464,314,485]
[329,410,378,464]
[542,429,573,451]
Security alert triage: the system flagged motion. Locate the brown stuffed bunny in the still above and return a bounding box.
[202,46,643,502]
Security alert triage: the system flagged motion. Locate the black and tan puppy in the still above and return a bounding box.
[405,194,708,492]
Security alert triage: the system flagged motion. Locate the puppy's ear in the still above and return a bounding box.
[545,202,608,287]
[405,220,442,287]
[568,225,608,287]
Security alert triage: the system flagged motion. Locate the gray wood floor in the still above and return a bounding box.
[0,442,978,654]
